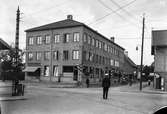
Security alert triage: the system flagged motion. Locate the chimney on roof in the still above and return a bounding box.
[124,51,128,56]
[110,37,114,42]
[67,15,73,20]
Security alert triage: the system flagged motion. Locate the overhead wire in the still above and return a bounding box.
[109,0,138,22]
[97,0,141,29]
[88,0,138,26]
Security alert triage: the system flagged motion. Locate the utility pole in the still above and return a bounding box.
[15,6,20,65]
[12,6,20,96]
[140,14,145,91]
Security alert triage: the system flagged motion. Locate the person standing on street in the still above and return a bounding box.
[102,74,111,99]
[86,78,90,88]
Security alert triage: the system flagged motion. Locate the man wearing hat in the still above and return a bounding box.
[102,73,111,99]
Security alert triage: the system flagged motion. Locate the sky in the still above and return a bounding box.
[1,0,167,65]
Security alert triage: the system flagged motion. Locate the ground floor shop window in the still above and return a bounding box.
[44,66,49,76]
[96,68,99,78]
[53,65,59,77]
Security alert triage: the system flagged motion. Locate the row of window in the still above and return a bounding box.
[83,51,120,67]
[43,66,103,77]
[83,33,120,56]
[28,50,79,61]
[28,32,80,45]
[44,65,59,77]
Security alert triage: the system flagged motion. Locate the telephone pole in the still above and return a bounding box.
[140,14,145,91]
[12,6,20,96]
[15,6,20,65]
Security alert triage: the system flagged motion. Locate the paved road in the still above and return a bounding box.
[1,84,167,114]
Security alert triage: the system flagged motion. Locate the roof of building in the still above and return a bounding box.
[25,17,124,50]
[0,38,11,50]
[25,19,84,32]
[124,55,136,68]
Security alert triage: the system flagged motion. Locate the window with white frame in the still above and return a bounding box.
[88,52,92,61]
[113,48,115,55]
[90,53,93,62]
[28,37,34,45]
[111,47,113,54]
[96,40,98,48]
[37,36,42,45]
[53,51,59,60]
[63,33,70,43]
[63,50,69,60]
[44,66,49,76]
[44,51,50,60]
[73,50,79,60]
[92,38,95,46]
[99,41,102,49]
[83,33,87,42]
[86,51,89,61]
[108,46,110,53]
[54,34,60,43]
[115,61,119,67]
[73,33,80,42]
[115,49,117,55]
[53,65,59,77]
[45,35,50,44]
[88,35,91,44]
[104,44,107,51]
[36,52,42,60]
[110,59,114,66]
[28,52,33,61]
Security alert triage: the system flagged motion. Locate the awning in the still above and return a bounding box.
[23,66,39,72]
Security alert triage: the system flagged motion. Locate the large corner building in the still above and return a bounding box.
[24,15,126,83]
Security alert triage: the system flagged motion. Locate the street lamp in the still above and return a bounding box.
[136,44,141,65]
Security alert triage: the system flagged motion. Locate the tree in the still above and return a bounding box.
[143,65,154,81]
[0,48,24,80]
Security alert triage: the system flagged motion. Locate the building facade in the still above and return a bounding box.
[152,30,167,91]
[24,15,125,84]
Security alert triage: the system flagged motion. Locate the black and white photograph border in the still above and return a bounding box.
[1,0,167,114]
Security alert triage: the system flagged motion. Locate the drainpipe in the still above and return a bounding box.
[49,30,53,82]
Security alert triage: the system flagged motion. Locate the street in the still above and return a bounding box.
[1,84,167,114]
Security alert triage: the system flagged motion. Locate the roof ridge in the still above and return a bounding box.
[25,19,84,32]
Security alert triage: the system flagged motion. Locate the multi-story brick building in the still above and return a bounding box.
[24,15,125,84]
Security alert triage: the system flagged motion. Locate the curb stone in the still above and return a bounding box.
[0,96,27,101]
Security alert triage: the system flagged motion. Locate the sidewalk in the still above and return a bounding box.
[23,81,78,88]
[0,81,27,101]
[114,82,167,94]
[0,95,27,101]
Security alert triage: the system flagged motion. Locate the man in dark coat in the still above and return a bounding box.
[86,78,90,88]
[102,74,111,99]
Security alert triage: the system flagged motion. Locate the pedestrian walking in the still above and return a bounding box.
[102,74,111,99]
[86,78,90,88]
[129,74,133,86]
[148,79,151,86]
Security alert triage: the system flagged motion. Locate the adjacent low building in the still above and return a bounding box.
[152,29,167,91]
[0,38,11,50]
[24,15,127,84]
[123,53,137,75]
